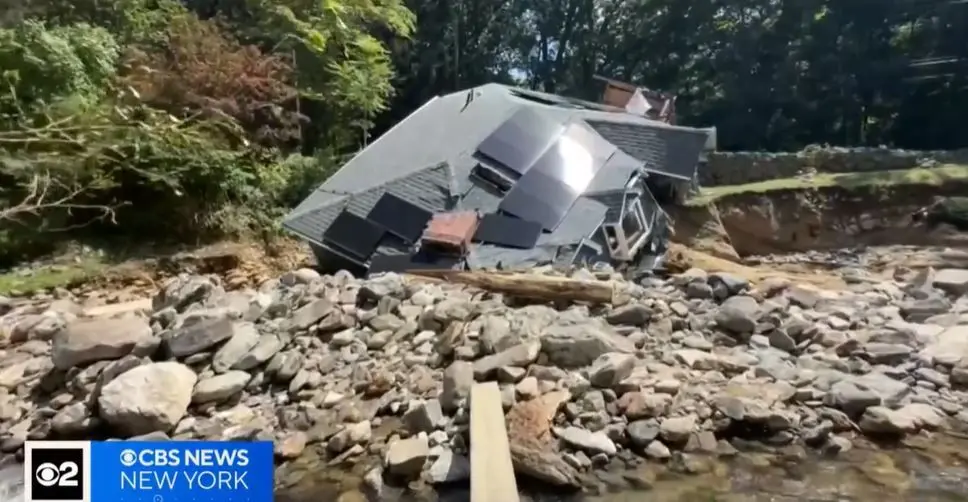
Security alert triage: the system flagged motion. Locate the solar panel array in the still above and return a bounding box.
[477,116,617,232]
[322,193,456,273]
[323,112,619,274]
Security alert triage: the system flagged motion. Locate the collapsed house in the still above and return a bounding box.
[282,83,715,276]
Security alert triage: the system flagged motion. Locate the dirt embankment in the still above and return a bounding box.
[671,182,968,258]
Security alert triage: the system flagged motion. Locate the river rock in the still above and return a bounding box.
[587,352,636,388]
[192,371,251,403]
[51,317,154,369]
[385,436,429,478]
[97,362,197,435]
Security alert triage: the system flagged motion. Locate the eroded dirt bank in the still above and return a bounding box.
[671,182,968,259]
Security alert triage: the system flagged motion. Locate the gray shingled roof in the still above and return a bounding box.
[282,83,711,269]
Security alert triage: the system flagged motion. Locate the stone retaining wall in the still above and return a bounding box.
[699,147,968,187]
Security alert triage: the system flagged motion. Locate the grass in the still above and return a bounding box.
[0,258,108,296]
[686,164,968,206]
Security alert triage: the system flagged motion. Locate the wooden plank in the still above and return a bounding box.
[82,298,152,318]
[470,382,519,502]
[407,270,615,304]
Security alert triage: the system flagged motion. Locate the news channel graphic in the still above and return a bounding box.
[24,440,274,502]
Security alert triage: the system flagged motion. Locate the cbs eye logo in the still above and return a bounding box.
[35,461,79,487]
[26,444,86,501]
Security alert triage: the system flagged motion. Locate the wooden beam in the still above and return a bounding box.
[82,298,152,318]
[405,270,615,305]
[470,382,520,502]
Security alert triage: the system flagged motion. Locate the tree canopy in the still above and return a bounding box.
[0,0,965,265]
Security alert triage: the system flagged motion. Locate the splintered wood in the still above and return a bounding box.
[470,382,520,502]
[406,270,615,304]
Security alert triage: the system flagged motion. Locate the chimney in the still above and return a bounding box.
[593,75,676,124]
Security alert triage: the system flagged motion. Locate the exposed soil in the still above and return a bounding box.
[670,181,968,271]
[5,176,968,301]
[0,238,313,304]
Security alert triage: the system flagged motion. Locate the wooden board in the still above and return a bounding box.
[470,382,520,502]
[82,298,152,318]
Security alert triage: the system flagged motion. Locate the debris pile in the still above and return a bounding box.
[1,265,968,493]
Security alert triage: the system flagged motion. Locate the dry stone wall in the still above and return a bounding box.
[700,146,968,187]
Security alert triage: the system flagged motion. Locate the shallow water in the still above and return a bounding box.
[274,434,968,502]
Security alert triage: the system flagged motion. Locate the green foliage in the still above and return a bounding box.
[212,0,416,146]
[0,21,119,113]
[0,3,404,266]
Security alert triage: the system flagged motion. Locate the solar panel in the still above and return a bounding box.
[473,213,542,249]
[409,251,462,270]
[498,167,581,232]
[367,255,412,276]
[322,210,385,260]
[476,108,564,175]
[366,193,433,243]
[531,122,615,193]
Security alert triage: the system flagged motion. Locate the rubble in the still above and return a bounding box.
[0,263,968,494]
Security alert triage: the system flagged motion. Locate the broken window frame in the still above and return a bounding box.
[602,196,651,261]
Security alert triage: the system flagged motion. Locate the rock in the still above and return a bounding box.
[709,273,749,296]
[587,352,636,388]
[555,426,617,456]
[425,449,471,484]
[164,317,237,357]
[644,440,671,459]
[51,317,153,369]
[233,334,283,370]
[275,431,308,459]
[192,371,251,403]
[933,269,968,296]
[327,421,372,453]
[540,323,635,368]
[715,296,759,335]
[627,420,660,448]
[51,402,95,434]
[97,362,197,435]
[404,399,444,433]
[440,361,473,411]
[860,403,947,435]
[280,268,321,286]
[154,274,220,312]
[922,325,968,366]
[473,342,540,379]
[511,445,582,488]
[620,392,672,419]
[605,304,651,326]
[212,323,261,372]
[768,330,797,352]
[659,415,696,444]
[515,377,539,400]
[385,436,429,478]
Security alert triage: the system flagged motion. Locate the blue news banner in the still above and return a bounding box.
[24,440,274,502]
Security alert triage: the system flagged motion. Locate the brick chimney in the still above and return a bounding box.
[593,75,677,124]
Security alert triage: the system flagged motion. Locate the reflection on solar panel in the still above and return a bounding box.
[473,213,542,249]
[498,168,579,231]
[367,252,461,276]
[323,210,385,260]
[366,193,433,243]
[476,108,564,175]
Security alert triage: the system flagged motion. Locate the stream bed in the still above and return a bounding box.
[0,435,965,502]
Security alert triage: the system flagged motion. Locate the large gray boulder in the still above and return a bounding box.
[97,362,197,436]
[51,317,154,369]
